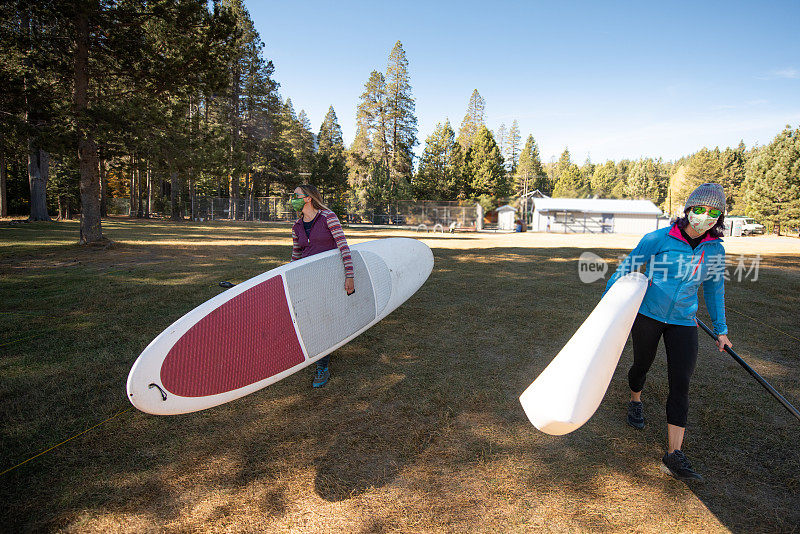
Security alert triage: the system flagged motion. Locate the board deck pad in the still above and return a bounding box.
[160,276,304,397]
[286,250,389,359]
[362,250,392,315]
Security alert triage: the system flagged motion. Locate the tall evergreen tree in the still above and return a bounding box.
[414,120,460,200]
[741,126,800,233]
[676,147,723,209]
[507,120,521,172]
[496,123,508,166]
[468,126,507,198]
[516,134,548,195]
[721,141,747,211]
[457,89,485,149]
[346,123,371,211]
[350,70,389,210]
[385,41,417,198]
[614,160,633,197]
[358,70,389,168]
[590,161,617,198]
[1,1,71,221]
[552,148,590,197]
[314,106,347,213]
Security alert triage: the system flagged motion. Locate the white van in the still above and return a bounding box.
[725,216,765,236]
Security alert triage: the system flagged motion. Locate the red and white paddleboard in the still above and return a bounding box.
[126,238,433,415]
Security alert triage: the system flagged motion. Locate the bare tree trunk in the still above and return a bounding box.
[22,9,50,221]
[74,7,102,244]
[99,148,107,217]
[244,151,251,220]
[136,160,143,218]
[145,161,152,218]
[170,168,181,220]
[28,144,51,221]
[0,154,7,217]
[129,154,137,217]
[229,66,240,220]
[188,168,195,220]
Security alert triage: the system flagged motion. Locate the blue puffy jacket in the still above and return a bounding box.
[604,224,728,335]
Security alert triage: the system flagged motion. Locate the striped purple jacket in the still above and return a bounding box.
[291,209,354,278]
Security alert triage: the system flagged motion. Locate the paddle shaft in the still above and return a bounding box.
[697,318,800,422]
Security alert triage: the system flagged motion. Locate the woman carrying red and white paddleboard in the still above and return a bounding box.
[289,184,355,389]
[604,183,733,482]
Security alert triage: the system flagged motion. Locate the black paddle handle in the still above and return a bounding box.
[697,318,800,422]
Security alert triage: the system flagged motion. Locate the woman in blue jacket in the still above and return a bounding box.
[605,183,732,481]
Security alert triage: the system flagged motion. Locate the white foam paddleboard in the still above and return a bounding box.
[127,238,433,415]
[519,272,648,435]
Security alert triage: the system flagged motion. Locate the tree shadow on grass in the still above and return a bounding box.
[1,240,798,531]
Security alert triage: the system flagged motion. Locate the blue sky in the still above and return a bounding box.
[246,0,800,163]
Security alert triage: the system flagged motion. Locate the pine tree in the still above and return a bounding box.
[496,124,508,166]
[553,165,590,198]
[414,120,459,200]
[457,89,485,150]
[676,147,723,209]
[614,160,632,197]
[591,161,617,198]
[358,70,389,168]
[516,134,547,195]
[626,159,649,199]
[507,120,521,173]
[352,70,389,210]
[580,156,595,184]
[314,106,347,214]
[385,41,417,198]
[294,110,316,173]
[721,141,747,211]
[552,148,572,186]
[552,148,590,197]
[469,126,507,198]
[741,126,800,233]
[346,124,371,210]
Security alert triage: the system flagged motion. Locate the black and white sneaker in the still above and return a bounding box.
[660,450,703,481]
[627,401,645,429]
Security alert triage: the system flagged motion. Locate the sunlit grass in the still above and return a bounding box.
[1,218,798,532]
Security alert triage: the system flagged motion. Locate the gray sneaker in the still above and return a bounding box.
[660,450,703,481]
[627,401,644,429]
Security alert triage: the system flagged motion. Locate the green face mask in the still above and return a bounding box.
[290,198,305,211]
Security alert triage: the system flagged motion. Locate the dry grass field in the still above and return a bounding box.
[1,218,799,533]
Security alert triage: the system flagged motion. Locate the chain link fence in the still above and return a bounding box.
[192,197,294,222]
[393,201,478,230]
[107,196,480,231]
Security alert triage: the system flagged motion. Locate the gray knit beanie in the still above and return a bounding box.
[685,183,725,212]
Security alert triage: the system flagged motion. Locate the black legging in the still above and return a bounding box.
[629,313,699,427]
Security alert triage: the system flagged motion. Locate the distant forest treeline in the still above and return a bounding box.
[2,1,798,241]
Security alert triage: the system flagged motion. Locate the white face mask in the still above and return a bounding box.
[687,211,717,234]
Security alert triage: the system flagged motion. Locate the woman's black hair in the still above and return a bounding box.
[673,208,726,238]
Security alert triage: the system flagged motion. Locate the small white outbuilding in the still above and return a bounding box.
[496,204,517,231]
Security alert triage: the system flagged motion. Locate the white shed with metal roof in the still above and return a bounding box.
[495,204,517,231]
[530,198,668,234]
